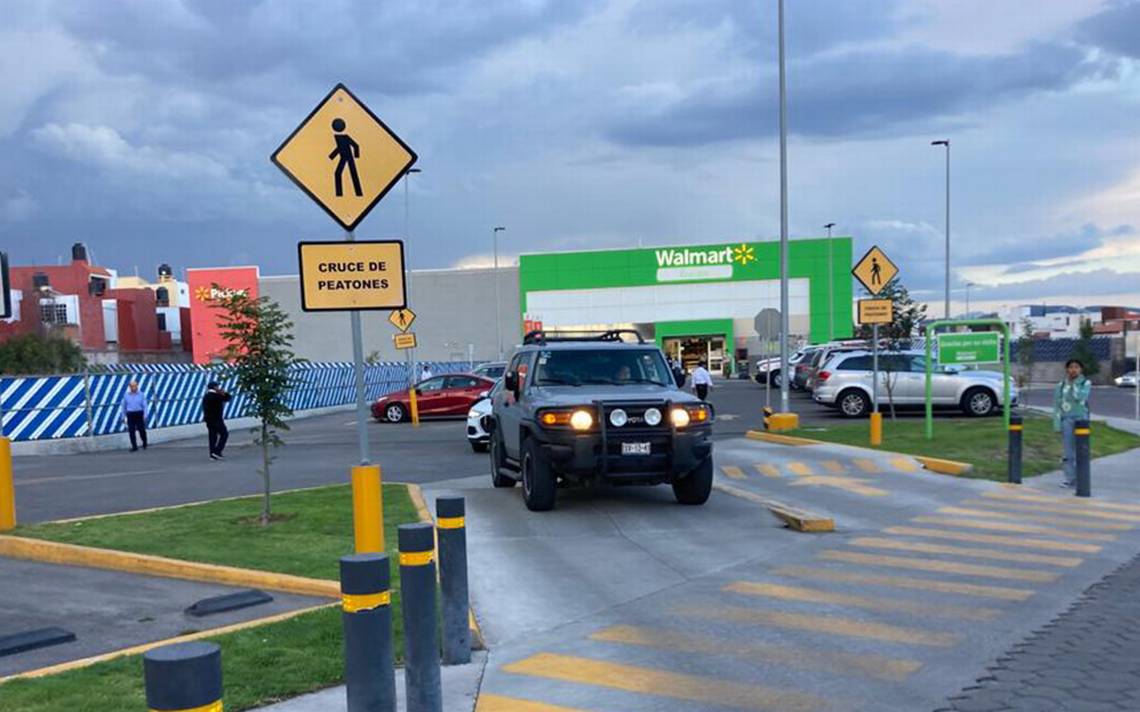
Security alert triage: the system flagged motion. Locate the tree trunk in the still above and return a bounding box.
[260,422,271,527]
[885,372,898,421]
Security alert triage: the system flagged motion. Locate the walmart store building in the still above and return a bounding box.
[267,237,853,374]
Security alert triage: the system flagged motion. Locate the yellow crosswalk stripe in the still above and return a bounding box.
[911,516,1116,542]
[937,506,1132,531]
[890,457,920,473]
[985,490,1140,514]
[961,498,1140,523]
[721,465,747,480]
[787,462,813,476]
[754,463,782,478]
[589,624,922,682]
[679,605,959,647]
[818,550,1059,582]
[853,458,881,473]
[850,537,1082,568]
[774,565,1033,601]
[882,526,1102,554]
[476,694,588,712]
[823,460,846,474]
[724,581,1000,620]
[789,475,888,497]
[502,652,826,712]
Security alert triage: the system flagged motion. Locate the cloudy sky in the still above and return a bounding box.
[3,0,1140,311]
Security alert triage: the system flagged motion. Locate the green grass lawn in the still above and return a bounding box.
[794,414,1140,481]
[1,484,421,711]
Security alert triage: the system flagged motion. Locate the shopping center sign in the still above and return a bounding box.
[653,243,759,283]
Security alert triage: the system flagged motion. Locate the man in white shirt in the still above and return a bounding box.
[420,365,433,382]
[691,364,713,401]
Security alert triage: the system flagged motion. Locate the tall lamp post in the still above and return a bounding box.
[403,168,422,240]
[493,226,506,359]
[824,222,836,341]
[931,139,950,319]
[777,0,791,415]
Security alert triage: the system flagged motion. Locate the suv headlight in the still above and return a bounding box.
[671,405,711,428]
[538,408,596,431]
[570,410,593,430]
[644,407,662,426]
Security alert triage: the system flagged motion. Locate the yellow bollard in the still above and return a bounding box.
[409,387,420,427]
[0,437,15,531]
[869,412,883,447]
[351,464,384,553]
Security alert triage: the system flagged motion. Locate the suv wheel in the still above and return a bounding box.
[385,403,408,423]
[962,387,996,417]
[672,457,713,505]
[521,437,556,511]
[838,389,870,418]
[489,430,515,488]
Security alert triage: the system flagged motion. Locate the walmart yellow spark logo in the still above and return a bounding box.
[732,243,756,266]
[194,286,211,302]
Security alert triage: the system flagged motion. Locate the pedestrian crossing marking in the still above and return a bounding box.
[787,462,814,476]
[680,605,959,647]
[850,537,1082,568]
[754,463,782,478]
[961,498,1140,523]
[890,457,920,473]
[773,565,1034,601]
[789,475,888,497]
[937,506,1132,531]
[818,550,1059,583]
[723,581,1000,620]
[911,516,1116,542]
[721,465,747,480]
[882,526,1102,554]
[853,458,881,473]
[823,460,846,474]
[501,652,826,712]
[476,694,587,712]
[984,490,1140,514]
[589,625,922,682]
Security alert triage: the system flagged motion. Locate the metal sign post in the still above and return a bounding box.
[344,231,371,464]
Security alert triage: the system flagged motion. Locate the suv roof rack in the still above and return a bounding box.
[523,329,646,345]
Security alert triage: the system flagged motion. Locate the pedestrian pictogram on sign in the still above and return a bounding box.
[271,84,417,232]
[389,308,416,333]
[852,246,898,296]
[297,240,406,312]
[394,332,417,350]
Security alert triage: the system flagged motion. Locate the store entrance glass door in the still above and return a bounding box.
[662,335,727,376]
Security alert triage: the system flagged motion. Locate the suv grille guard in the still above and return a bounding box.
[595,398,674,476]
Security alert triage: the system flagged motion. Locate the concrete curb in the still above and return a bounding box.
[744,429,974,476]
[713,482,835,533]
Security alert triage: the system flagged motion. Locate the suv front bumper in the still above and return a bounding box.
[536,426,713,485]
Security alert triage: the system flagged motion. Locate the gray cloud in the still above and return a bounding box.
[1076,0,1140,58]
[969,268,1140,301]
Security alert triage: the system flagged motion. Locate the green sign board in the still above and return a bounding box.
[938,332,1001,365]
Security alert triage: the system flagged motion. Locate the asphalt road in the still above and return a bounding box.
[1022,384,1140,421]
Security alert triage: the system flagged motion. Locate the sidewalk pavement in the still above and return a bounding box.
[255,651,486,712]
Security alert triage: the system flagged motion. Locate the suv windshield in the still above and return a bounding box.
[534,349,673,387]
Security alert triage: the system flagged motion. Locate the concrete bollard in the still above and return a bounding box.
[1007,414,1023,485]
[351,464,385,553]
[436,497,470,665]
[1075,419,1091,498]
[398,523,442,712]
[143,641,223,712]
[340,553,396,712]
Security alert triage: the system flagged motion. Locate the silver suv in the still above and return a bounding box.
[812,350,1018,418]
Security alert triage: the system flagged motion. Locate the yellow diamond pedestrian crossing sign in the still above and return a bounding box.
[852,246,898,296]
[389,308,416,332]
[271,83,417,232]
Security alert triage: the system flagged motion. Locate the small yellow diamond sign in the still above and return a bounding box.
[272,84,417,232]
[389,308,416,332]
[852,246,898,296]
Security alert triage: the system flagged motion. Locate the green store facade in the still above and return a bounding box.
[517,238,854,375]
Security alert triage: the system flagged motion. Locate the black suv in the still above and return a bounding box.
[487,330,714,511]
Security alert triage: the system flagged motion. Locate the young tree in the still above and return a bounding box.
[1016,316,1037,388]
[212,286,299,526]
[1071,317,1101,378]
[854,278,928,420]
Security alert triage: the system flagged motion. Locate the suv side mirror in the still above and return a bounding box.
[504,372,518,393]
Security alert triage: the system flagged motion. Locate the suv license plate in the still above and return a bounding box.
[621,442,651,456]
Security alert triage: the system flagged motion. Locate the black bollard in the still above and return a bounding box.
[399,523,442,712]
[437,497,470,665]
[143,641,223,712]
[340,553,396,712]
[1075,419,1091,498]
[1008,414,1023,485]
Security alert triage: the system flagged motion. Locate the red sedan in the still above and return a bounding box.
[372,374,496,422]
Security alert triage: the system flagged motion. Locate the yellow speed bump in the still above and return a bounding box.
[713,482,834,533]
[915,456,974,476]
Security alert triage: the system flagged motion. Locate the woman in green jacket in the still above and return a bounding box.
[1053,358,1091,488]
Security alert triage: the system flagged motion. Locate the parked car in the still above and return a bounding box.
[372,374,496,422]
[1115,372,1138,388]
[472,361,508,380]
[791,346,822,390]
[804,343,866,392]
[488,330,714,511]
[466,380,501,452]
[812,350,1018,418]
[752,347,810,387]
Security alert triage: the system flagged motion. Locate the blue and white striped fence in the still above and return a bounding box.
[0,361,473,442]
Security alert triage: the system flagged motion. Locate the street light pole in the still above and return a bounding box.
[824,222,836,341]
[932,139,950,319]
[403,168,421,240]
[777,0,791,415]
[493,226,506,359]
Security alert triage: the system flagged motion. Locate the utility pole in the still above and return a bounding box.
[824,222,836,341]
[777,0,791,415]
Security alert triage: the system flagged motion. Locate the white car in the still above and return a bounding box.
[1116,372,1138,388]
[466,380,500,452]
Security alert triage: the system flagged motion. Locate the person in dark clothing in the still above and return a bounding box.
[121,380,148,452]
[202,381,232,460]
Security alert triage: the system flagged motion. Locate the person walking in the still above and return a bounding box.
[1053,359,1091,488]
[420,364,433,382]
[202,381,232,461]
[121,380,148,452]
[691,363,713,401]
